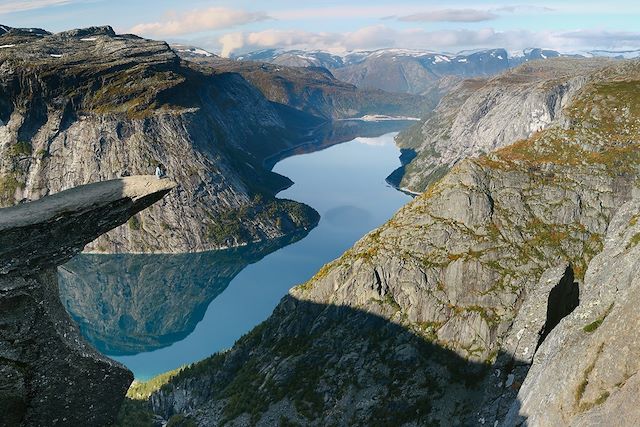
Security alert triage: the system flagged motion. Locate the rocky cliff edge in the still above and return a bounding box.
[0,176,175,426]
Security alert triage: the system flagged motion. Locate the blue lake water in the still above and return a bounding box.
[59,132,411,380]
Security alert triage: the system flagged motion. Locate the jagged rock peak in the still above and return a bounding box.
[0,24,50,36]
[0,24,116,39]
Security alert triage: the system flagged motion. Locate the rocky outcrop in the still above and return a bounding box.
[392,58,614,193]
[143,59,640,425]
[0,176,174,426]
[506,192,640,426]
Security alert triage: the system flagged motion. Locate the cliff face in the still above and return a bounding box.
[144,60,640,425]
[392,58,613,193]
[0,176,174,426]
[507,193,640,426]
[0,25,325,253]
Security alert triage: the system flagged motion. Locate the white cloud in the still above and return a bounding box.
[272,4,556,21]
[213,25,640,57]
[0,0,74,14]
[398,9,498,23]
[394,5,556,23]
[129,7,270,37]
[273,5,424,20]
[559,29,640,45]
[216,29,345,56]
[494,5,555,13]
[219,33,245,58]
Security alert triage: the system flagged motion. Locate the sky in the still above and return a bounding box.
[1,0,640,56]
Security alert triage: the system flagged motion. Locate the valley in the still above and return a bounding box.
[0,25,423,255]
[0,10,639,427]
[60,131,411,379]
[130,57,640,426]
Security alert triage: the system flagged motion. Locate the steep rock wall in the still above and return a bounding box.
[393,59,613,192]
[0,26,320,253]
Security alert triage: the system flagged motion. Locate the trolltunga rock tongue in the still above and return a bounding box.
[0,176,176,276]
[0,176,175,426]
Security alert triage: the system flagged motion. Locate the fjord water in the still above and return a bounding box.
[59,132,411,379]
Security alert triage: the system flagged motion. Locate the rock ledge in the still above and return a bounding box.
[0,176,174,426]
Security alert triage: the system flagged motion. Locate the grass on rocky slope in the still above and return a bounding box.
[115,367,192,427]
[87,69,186,118]
[127,367,185,400]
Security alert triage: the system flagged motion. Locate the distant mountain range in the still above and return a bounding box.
[216,47,638,94]
[234,47,561,68]
[232,46,640,66]
[168,44,640,95]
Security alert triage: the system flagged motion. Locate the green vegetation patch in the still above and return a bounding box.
[575,343,604,408]
[127,215,142,231]
[114,398,155,427]
[206,196,319,247]
[627,232,640,250]
[8,141,33,157]
[127,367,185,400]
[87,69,185,118]
[0,173,25,204]
[583,303,614,333]
[166,414,198,427]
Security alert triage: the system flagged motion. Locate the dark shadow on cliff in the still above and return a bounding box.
[144,296,529,426]
[536,264,579,351]
[58,231,310,356]
[385,147,418,192]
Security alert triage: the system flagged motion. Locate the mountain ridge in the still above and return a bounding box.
[231,47,636,96]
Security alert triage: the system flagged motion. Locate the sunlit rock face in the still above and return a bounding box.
[509,195,640,426]
[0,176,174,426]
[393,58,615,193]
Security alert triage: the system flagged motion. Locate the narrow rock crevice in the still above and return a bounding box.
[373,269,383,296]
[536,264,579,350]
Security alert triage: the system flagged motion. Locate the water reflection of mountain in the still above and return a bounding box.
[263,119,413,169]
[58,232,307,356]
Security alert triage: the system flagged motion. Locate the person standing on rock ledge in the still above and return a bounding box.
[155,164,165,179]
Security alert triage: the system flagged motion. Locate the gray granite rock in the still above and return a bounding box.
[143,60,640,426]
[506,195,640,426]
[0,176,174,426]
[394,58,615,193]
[0,26,322,253]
